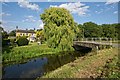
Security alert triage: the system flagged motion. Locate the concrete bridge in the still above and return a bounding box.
[73,37,119,51]
[73,41,113,51]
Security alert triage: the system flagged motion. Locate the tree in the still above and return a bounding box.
[83,22,102,38]
[77,24,83,39]
[40,7,79,51]
[0,27,8,39]
[16,37,29,46]
[0,27,3,31]
[0,25,9,46]
[0,22,3,32]
[115,23,120,40]
[36,29,44,43]
[101,24,116,38]
[9,30,16,36]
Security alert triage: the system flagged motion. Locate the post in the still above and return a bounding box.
[92,38,93,42]
[96,46,99,53]
[100,37,101,43]
[92,45,99,54]
[85,38,87,42]
[110,38,112,45]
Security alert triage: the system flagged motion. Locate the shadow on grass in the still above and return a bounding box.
[2,46,13,54]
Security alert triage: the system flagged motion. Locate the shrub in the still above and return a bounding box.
[9,38,18,47]
[10,38,16,44]
[2,39,10,47]
[16,37,29,46]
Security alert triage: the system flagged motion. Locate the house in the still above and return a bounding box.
[16,30,36,42]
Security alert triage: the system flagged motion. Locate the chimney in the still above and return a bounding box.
[34,28,35,31]
[16,26,18,30]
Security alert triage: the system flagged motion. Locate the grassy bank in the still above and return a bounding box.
[97,55,119,78]
[37,48,118,78]
[2,43,63,64]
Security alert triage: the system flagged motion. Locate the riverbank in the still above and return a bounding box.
[37,48,118,78]
[97,55,119,78]
[2,43,65,64]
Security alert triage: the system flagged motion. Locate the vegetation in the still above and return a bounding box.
[77,22,119,40]
[83,22,102,37]
[9,38,16,45]
[2,39,10,47]
[97,55,119,78]
[16,37,29,46]
[38,48,118,78]
[40,7,79,51]
[2,43,62,64]
[9,30,16,36]
[0,24,9,47]
[36,29,45,43]
[1,7,119,79]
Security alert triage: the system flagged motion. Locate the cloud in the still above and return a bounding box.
[96,4,100,7]
[18,0,40,11]
[48,0,51,1]
[0,0,9,2]
[50,2,89,16]
[39,22,44,29]
[106,0,119,5]
[22,15,36,22]
[0,0,4,2]
[95,11,101,14]
[37,19,44,29]
[114,11,118,14]
[0,12,11,16]
[95,9,103,14]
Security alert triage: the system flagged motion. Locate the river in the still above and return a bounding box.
[2,47,92,79]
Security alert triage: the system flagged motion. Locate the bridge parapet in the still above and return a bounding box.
[74,41,113,51]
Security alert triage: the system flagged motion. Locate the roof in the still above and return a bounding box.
[16,30,35,33]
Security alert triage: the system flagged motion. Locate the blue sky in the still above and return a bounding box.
[0,1,119,32]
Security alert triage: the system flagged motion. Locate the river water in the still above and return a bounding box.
[2,47,91,79]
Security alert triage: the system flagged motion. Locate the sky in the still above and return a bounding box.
[0,0,119,32]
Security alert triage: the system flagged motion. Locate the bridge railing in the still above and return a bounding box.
[76,37,118,45]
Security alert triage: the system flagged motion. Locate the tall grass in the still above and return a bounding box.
[2,43,62,64]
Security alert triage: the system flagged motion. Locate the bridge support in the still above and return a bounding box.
[92,46,99,53]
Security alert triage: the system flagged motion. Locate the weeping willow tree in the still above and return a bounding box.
[40,7,79,51]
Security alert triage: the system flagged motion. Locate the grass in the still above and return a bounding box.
[2,42,63,64]
[97,55,120,78]
[37,48,118,78]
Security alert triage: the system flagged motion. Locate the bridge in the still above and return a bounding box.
[73,38,119,51]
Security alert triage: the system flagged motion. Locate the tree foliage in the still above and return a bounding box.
[16,37,29,46]
[77,22,119,39]
[9,30,16,36]
[83,22,102,37]
[40,7,79,51]
[0,23,9,46]
[36,29,44,43]
[0,26,8,39]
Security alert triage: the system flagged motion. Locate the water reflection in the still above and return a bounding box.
[2,50,90,79]
[3,57,47,78]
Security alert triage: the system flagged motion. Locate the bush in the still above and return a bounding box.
[16,37,29,46]
[2,39,10,47]
[9,38,18,47]
[10,38,16,43]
